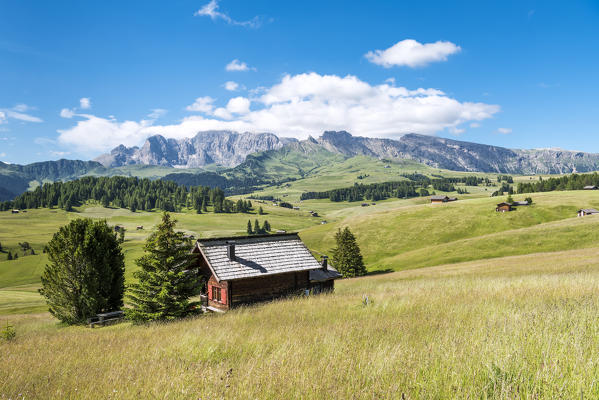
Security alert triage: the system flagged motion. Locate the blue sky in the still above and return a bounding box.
[1,0,598,164]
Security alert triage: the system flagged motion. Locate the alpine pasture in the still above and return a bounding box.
[2,187,599,398]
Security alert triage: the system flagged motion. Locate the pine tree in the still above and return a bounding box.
[332,227,366,278]
[0,241,3,252]
[13,253,18,260]
[39,218,125,324]
[258,206,264,215]
[247,220,253,235]
[262,220,271,232]
[126,213,202,322]
[7,251,12,261]
[254,219,261,234]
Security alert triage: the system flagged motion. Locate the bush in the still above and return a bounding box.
[1,322,16,341]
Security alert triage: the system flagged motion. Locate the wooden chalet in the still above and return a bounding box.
[430,195,458,203]
[584,185,598,190]
[496,202,513,212]
[578,208,599,217]
[192,233,341,311]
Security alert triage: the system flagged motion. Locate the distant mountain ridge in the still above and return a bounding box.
[97,129,599,175]
[0,159,103,201]
[95,130,296,168]
[310,131,599,174]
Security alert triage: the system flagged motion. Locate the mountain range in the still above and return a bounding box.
[94,131,297,168]
[3,130,599,201]
[98,130,599,175]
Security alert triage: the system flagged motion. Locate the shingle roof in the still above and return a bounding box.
[195,233,324,281]
[579,208,599,214]
[430,195,449,200]
[309,268,342,282]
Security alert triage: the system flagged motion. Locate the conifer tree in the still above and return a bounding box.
[13,253,18,260]
[332,227,366,278]
[7,251,12,261]
[39,218,125,324]
[247,220,253,235]
[126,213,202,322]
[254,219,261,234]
[258,206,264,215]
[262,220,271,232]
[0,241,3,252]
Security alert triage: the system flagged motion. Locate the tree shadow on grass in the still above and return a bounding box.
[366,268,394,276]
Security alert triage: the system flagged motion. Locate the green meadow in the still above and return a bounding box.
[2,180,599,398]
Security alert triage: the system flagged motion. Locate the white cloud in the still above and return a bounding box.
[365,39,461,68]
[497,128,512,134]
[213,107,232,120]
[226,59,254,72]
[195,0,262,28]
[186,96,215,113]
[57,72,499,153]
[79,97,91,109]
[58,114,154,152]
[224,81,240,91]
[0,105,42,123]
[470,122,481,128]
[13,104,32,112]
[148,108,167,119]
[60,108,75,118]
[0,152,6,157]
[226,96,250,114]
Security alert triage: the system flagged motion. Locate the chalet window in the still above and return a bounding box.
[211,286,222,303]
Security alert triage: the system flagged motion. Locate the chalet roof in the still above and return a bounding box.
[512,201,530,206]
[430,195,449,200]
[194,233,323,282]
[310,267,342,283]
[584,186,598,189]
[579,208,599,214]
[496,202,511,207]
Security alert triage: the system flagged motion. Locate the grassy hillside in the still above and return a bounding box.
[300,190,599,272]
[2,190,599,316]
[3,248,599,398]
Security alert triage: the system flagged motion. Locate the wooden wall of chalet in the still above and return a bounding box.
[229,270,310,307]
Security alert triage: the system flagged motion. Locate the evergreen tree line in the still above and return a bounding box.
[401,174,489,187]
[246,219,271,235]
[300,176,492,203]
[0,176,252,214]
[516,173,599,194]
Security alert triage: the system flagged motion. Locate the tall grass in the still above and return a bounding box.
[2,247,599,398]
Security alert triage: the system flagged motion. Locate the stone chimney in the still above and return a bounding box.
[321,255,328,271]
[227,242,236,262]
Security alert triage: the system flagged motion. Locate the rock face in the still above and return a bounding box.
[96,129,599,174]
[313,131,599,174]
[95,131,295,168]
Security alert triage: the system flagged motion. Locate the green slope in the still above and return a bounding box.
[300,190,599,272]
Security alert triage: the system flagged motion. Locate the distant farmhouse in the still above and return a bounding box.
[584,185,598,190]
[578,208,599,217]
[192,233,341,312]
[496,202,513,212]
[496,200,530,212]
[430,195,458,203]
